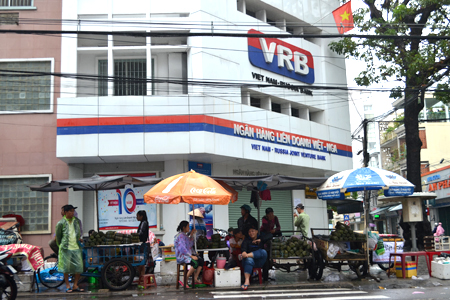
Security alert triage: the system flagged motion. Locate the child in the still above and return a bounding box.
[225,228,244,269]
[55,205,84,293]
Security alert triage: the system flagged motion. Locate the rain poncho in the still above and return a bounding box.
[55,216,83,274]
[174,232,194,264]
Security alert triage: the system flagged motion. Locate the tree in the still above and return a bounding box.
[330,0,450,191]
[330,0,450,248]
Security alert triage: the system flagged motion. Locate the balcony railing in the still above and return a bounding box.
[380,130,397,145]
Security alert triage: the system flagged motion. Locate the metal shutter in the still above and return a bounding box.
[228,190,293,232]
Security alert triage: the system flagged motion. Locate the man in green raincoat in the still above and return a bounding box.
[55,205,84,293]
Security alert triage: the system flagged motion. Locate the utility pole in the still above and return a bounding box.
[362,119,370,232]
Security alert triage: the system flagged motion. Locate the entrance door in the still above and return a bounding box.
[377,221,384,234]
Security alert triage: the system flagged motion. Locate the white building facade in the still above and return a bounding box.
[58,0,352,244]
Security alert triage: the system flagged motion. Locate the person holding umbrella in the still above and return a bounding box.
[237,204,258,237]
[174,220,203,286]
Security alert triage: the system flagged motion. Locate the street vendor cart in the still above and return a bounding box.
[269,231,320,280]
[38,235,152,291]
[311,224,369,279]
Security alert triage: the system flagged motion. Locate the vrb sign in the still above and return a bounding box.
[248,29,315,84]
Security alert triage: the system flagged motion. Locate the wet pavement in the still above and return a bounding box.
[18,259,450,299]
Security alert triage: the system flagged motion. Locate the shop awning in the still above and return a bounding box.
[388,204,403,211]
[370,206,390,215]
[210,175,328,191]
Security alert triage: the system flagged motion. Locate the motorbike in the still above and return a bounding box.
[0,249,18,300]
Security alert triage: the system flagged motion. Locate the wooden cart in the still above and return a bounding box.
[269,231,321,280]
[311,228,369,279]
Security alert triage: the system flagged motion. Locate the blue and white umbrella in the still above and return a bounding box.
[316,167,415,200]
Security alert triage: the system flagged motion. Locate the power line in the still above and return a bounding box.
[1,29,450,40]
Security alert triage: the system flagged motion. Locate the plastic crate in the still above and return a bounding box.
[424,236,435,252]
[395,261,417,278]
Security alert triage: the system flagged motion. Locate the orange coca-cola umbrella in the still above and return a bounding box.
[143,170,235,205]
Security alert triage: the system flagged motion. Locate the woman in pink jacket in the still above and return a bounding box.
[435,222,445,236]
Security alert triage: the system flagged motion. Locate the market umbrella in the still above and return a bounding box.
[29,175,163,230]
[316,167,414,272]
[316,167,415,200]
[143,170,236,251]
[143,170,233,205]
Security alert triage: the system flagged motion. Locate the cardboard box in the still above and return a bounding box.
[214,268,241,287]
[395,261,417,278]
[431,261,450,279]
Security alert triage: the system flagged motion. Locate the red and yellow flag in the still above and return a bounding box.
[332,1,354,34]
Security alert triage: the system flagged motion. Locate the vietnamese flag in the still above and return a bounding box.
[332,1,354,34]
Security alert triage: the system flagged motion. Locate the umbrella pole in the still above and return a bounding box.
[96,190,100,231]
[364,188,370,273]
[193,204,197,253]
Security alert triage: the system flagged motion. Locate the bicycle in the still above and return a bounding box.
[37,253,85,289]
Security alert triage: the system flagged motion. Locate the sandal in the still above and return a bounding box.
[66,288,73,293]
[241,284,249,291]
[73,288,84,292]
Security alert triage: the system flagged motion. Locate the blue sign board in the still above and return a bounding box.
[188,161,212,176]
[344,215,349,221]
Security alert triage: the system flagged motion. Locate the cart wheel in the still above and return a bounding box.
[377,262,393,271]
[38,254,65,289]
[309,250,324,280]
[350,261,368,278]
[101,258,135,291]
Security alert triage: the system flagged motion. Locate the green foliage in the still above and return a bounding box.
[329,1,450,98]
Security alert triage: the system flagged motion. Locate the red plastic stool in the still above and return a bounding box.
[138,274,157,289]
[388,251,430,278]
[252,268,262,284]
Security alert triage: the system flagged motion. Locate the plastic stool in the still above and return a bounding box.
[388,251,430,278]
[176,263,195,290]
[253,268,262,284]
[138,274,157,289]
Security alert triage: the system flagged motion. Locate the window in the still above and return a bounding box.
[98,59,147,96]
[272,102,281,113]
[291,107,299,118]
[364,105,372,111]
[0,176,50,233]
[250,97,260,108]
[0,60,52,112]
[0,0,34,8]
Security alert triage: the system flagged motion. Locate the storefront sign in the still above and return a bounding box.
[250,143,326,160]
[251,72,313,95]
[427,174,441,182]
[372,241,404,263]
[248,29,315,84]
[428,179,450,192]
[188,161,212,175]
[234,123,339,154]
[232,169,270,176]
[98,185,157,230]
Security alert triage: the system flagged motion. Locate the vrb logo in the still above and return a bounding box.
[248,29,315,84]
[116,188,140,214]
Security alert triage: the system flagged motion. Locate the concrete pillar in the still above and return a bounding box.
[256,10,266,22]
[261,96,271,110]
[276,19,286,31]
[281,103,291,116]
[68,164,85,233]
[299,107,309,120]
[242,91,251,105]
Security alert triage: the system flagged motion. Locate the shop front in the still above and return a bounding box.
[422,166,450,233]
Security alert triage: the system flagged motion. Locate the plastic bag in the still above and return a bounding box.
[375,240,385,255]
[368,231,379,250]
[202,263,214,285]
[327,243,340,259]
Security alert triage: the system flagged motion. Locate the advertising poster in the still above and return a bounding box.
[372,241,404,263]
[98,185,157,230]
[189,204,214,239]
